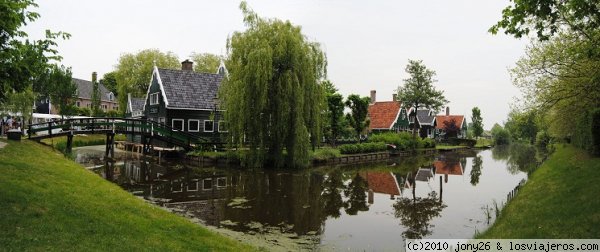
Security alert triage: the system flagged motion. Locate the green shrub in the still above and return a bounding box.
[339,142,387,154]
[312,148,341,161]
[493,129,511,145]
[535,130,550,147]
[368,132,422,151]
[422,138,436,148]
[593,109,600,156]
[572,108,600,155]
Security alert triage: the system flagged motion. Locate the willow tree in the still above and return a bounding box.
[221,2,327,168]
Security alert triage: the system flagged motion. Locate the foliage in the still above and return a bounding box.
[491,123,511,145]
[90,72,101,116]
[393,191,446,239]
[105,110,121,118]
[338,142,387,155]
[471,107,484,139]
[100,71,118,96]
[572,108,600,156]
[442,118,459,138]
[422,138,436,149]
[321,79,337,95]
[343,174,369,215]
[75,107,92,116]
[114,49,180,112]
[535,130,551,147]
[0,141,254,251]
[325,92,345,146]
[489,0,600,43]
[479,145,600,238]
[190,52,223,73]
[311,148,341,162]
[221,2,327,168]
[0,0,70,102]
[345,94,370,142]
[470,155,483,186]
[396,60,447,138]
[46,65,76,116]
[2,88,35,125]
[368,132,425,151]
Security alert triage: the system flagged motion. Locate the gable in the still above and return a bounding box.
[158,68,223,110]
[435,115,465,129]
[368,101,402,130]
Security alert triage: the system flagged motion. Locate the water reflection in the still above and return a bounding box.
[74,146,534,250]
[492,144,546,174]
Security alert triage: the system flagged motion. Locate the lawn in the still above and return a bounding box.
[478,144,600,238]
[0,140,256,251]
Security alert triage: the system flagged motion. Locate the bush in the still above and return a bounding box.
[312,148,341,161]
[368,132,423,151]
[339,142,387,154]
[493,129,511,145]
[422,138,436,148]
[535,130,550,147]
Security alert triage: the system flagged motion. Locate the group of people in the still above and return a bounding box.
[1,116,22,135]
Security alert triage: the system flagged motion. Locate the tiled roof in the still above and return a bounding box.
[158,68,223,109]
[360,172,401,196]
[74,78,113,102]
[435,115,465,129]
[416,109,435,125]
[368,101,402,130]
[434,160,463,175]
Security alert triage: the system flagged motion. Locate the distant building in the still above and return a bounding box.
[73,73,118,112]
[435,107,467,139]
[367,90,410,133]
[408,108,436,139]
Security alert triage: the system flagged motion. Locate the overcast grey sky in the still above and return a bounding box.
[24,0,527,129]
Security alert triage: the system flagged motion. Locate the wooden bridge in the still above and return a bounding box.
[28,117,213,156]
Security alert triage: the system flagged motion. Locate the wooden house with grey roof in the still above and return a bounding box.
[144,60,228,142]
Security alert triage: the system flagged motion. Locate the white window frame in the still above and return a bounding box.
[150,92,159,105]
[204,120,214,132]
[187,180,199,192]
[172,119,184,131]
[202,178,213,190]
[188,119,200,132]
[216,177,227,188]
[218,120,228,133]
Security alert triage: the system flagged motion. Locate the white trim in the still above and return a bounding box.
[187,180,199,192]
[188,119,200,132]
[218,120,228,132]
[149,92,159,105]
[203,120,214,132]
[388,109,402,130]
[172,119,184,131]
[216,177,227,188]
[202,178,212,190]
[143,66,169,109]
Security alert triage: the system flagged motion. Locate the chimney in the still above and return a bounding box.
[92,72,97,83]
[370,90,376,104]
[181,59,193,71]
[446,106,450,116]
[392,93,397,102]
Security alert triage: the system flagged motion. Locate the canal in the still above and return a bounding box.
[72,144,543,251]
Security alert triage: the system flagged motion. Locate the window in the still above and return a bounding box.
[188,119,200,132]
[159,117,165,125]
[204,120,214,132]
[202,178,212,190]
[217,177,227,188]
[108,93,114,101]
[102,104,108,111]
[76,101,81,107]
[218,120,228,132]
[187,180,198,191]
[172,181,183,193]
[150,92,159,105]
[172,119,184,131]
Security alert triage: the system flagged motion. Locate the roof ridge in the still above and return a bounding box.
[157,68,222,76]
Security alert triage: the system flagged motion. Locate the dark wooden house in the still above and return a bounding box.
[143,60,227,142]
[408,108,436,139]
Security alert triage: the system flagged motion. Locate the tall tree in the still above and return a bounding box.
[114,49,180,111]
[221,2,327,168]
[47,65,76,117]
[100,71,118,96]
[471,107,484,139]
[91,72,101,116]
[345,94,370,143]
[0,0,70,102]
[326,93,345,147]
[397,60,448,138]
[190,52,223,73]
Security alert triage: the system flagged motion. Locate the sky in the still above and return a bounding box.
[23,0,528,129]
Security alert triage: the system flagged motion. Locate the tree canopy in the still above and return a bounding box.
[190,52,223,73]
[345,94,370,142]
[220,2,327,168]
[471,107,484,139]
[114,49,180,112]
[397,60,447,138]
[47,65,76,116]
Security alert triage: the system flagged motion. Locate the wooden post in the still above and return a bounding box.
[66,132,74,154]
[439,176,443,203]
[105,132,115,158]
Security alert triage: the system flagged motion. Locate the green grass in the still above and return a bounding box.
[41,134,127,152]
[479,144,600,238]
[435,144,466,150]
[0,140,256,251]
[474,138,494,148]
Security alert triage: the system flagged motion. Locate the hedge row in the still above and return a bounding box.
[339,142,387,154]
[572,108,600,156]
[368,132,436,150]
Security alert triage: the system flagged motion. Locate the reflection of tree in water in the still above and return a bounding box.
[321,169,345,218]
[343,173,369,215]
[393,191,446,239]
[470,155,483,186]
[491,144,539,174]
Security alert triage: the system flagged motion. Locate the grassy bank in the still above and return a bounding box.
[0,140,255,251]
[479,145,600,238]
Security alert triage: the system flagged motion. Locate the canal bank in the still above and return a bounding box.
[0,140,256,251]
[478,144,600,238]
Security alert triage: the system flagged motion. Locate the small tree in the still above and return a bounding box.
[327,93,345,147]
[345,94,370,143]
[47,65,77,117]
[397,60,447,139]
[471,107,484,139]
[3,88,35,133]
[443,118,459,138]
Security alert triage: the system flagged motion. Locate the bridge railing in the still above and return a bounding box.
[27,117,211,148]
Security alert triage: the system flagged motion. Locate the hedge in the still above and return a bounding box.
[339,142,387,154]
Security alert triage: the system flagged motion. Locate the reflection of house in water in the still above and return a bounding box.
[403,168,434,190]
[360,172,402,202]
[433,160,463,183]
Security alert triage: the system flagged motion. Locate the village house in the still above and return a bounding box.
[408,108,436,139]
[367,90,410,133]
[435,107,467,139]
[143,60,228,141]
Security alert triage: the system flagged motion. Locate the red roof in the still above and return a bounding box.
[435,115,464,129]
[368,101,402,130]
[434,161,463,175]
[360,172,401,196]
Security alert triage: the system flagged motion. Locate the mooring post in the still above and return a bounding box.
[66,131,74,154]
[439,176,443,203]
[105,132,115,158]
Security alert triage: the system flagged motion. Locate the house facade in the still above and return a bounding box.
[435,107,467,138]
[367,90,410,133]
[73,74,119,112]
[143,60,227,141]
[408,108,436,139]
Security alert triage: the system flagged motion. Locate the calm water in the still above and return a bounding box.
[73,144,542,251]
